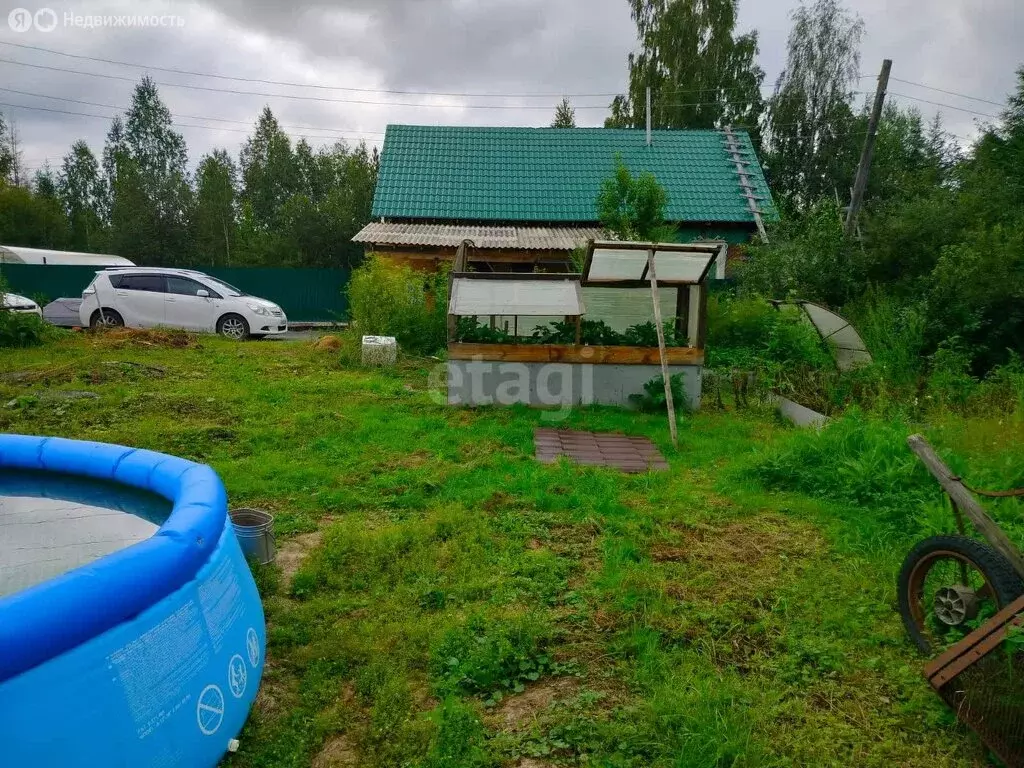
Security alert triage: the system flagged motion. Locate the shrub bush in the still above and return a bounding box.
[704,293,833,412]
[843,291,928,389]
[705,294,832,371]
[346,255,450,355]
[0,308,56,348]
[629,373,690,414]
[737,199,855,307]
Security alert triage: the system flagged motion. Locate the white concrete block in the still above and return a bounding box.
[361,335,397,366]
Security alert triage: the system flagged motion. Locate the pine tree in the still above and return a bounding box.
[551,98,576,128]
[105,78,192,265]
[0,112,13,184]
[192,150,238,266]
[59,140,106,251]
[240,107,298,231]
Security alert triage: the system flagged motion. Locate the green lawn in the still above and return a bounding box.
[1,333,1012,767]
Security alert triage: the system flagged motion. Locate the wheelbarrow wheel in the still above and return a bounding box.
[898,535,1024,655]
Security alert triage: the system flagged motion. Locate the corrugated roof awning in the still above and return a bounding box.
[352,222,604,251]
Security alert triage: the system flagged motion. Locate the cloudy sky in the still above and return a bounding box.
[1,0,1019,177]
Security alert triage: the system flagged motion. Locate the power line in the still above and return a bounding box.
[889,76,1006,108]
[0,41,794,103]
[0,100,381,142]
[884,91,1000,119]
[0,41,622,100]
[0,86,384,137]
[0,55,606,109]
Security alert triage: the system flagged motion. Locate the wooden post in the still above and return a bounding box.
[675,286,688,341]
[696,284,708,351]
[574,315,582,345]
[907,434,1024,578]
[845,59,892,237]
[446,273,456,343]
[647,249,678,447]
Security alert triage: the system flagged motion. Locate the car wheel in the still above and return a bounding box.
[217,313,250,340]
[90,309,124,328]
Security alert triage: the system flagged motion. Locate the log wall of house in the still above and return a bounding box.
[367,246,573,273]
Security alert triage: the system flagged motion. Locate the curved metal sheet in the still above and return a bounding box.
[798,302,872,371]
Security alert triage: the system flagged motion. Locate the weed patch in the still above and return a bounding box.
[745,411,935,519]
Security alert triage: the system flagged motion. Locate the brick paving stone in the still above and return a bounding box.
[533,428,669,473]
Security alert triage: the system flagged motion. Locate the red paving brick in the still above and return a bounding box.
[534,428,669,473]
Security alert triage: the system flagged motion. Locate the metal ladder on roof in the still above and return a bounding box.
[721,126,769,243]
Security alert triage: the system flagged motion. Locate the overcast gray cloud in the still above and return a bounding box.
[1,0,1020,178]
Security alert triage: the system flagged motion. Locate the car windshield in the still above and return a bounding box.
[202,278,246,297]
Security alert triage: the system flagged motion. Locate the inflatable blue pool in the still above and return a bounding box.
[0,435,265,767]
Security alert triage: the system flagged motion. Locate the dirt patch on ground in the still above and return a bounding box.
[315,335,343,352]
[652,514,824,602]
[311,734,358,767]
[276,531,325,586]
[383,450,432,470]
[2,362,81,386]
[491,677,581,731]
[516,760,557,768]
[252,659,299,721]
[88,327,199,349]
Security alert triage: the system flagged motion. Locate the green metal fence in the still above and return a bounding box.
[0,264,350,322]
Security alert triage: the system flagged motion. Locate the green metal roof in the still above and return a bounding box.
[371,125,775,225]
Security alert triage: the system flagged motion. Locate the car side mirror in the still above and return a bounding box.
[196,289,210,298]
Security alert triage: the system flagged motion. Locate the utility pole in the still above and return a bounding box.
[645,86,652,146]
[8,121,23,187]
[845,59,892,237]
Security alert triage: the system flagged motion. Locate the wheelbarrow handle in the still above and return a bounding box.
[908,434,1024,580]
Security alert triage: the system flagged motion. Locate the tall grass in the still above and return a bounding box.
[704,289,1024,418]
[844,290,927,389]
[745,411,935,522]
[745,409,1024,555]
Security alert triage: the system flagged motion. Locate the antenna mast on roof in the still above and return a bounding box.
[645,87,652,146]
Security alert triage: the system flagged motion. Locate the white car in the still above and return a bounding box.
[1,292,43,318]
[79,268,288,340]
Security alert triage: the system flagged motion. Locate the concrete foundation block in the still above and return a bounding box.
[362,336,398,366]
[447,360,702,411]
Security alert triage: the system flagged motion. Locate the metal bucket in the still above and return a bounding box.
[229,508,276,565]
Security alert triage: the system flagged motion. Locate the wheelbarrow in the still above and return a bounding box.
[899,434,1024,766]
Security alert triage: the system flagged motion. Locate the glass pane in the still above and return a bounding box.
[166,277,204,296]
[653,252,713,282]
[123,274,165,293]
[450,279,581,316]
[587,249,647,281]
